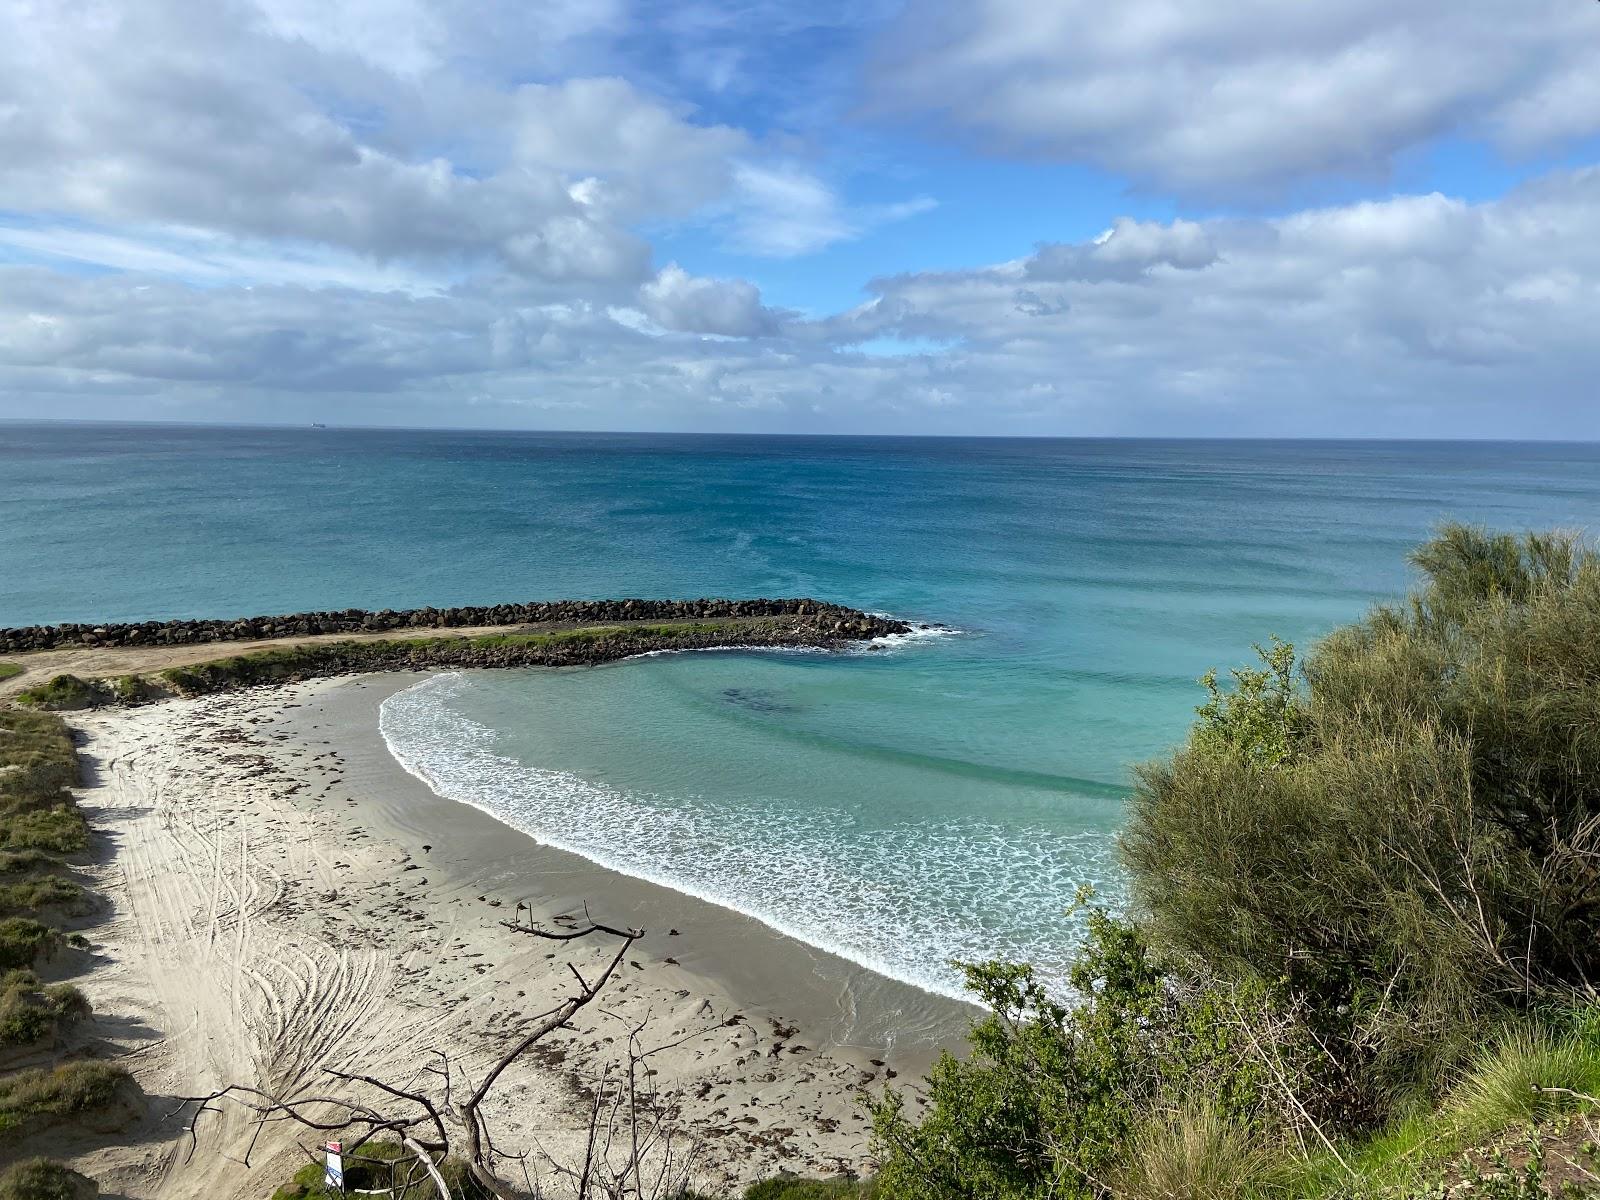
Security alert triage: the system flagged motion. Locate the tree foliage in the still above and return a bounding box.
[871,526,1600,1199]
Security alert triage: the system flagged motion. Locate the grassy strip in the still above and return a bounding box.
[0,664,21,683]
[155,619,810,697]
[0,1061,128,1134]
[0,710,88,855]
[0,852,56,878]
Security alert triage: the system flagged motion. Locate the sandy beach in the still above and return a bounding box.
[59,672,972,1200]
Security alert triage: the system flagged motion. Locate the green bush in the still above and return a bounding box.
[0,1061,128,1133]
[0,918,60,970]
[0,1160,95,1200]
[1121,526,1600,1113]
[0,809,87,855]
[0,876,83,917]
[13,676,105,712]
[869,912,1282,1199]
[0,970,90,1048]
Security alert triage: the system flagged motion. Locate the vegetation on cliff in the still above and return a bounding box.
[869,526,1600,1199]
[0,708,119,1186]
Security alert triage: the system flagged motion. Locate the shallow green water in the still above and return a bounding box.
[7,426,1600,996]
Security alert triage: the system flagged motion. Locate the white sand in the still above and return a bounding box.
[61,675,970,1200]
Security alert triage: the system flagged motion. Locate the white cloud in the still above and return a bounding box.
[638,264,782,337]
[7,169,1600,438]
[871,0,1600,194]
[723,163,935,257]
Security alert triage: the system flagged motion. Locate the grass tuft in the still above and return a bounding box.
[0,969,90,1048]
[1108,1103,1285,1200]
[0,876,83,917]
[0,918,61,970]
[0,1160,96,1200]
[1449,1024,1600,1137]
[0,1061,128,1133]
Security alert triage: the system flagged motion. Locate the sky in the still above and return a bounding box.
[2,1,1599,437]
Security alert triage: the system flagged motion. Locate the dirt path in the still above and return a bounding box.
[0,614,814,702]
[0,624,532,701]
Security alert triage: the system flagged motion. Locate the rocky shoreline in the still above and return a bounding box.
[0,598,897,653]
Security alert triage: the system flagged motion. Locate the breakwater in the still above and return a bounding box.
[0,599,902,653]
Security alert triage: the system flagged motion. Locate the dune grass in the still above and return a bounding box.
[0,664,21,684]
[0,876,83,917]
[1449,1020,1600,1138]
[0,1060,128,1133]
[0,918,60,970]
[1108,1103,1287,1200]
[11,676,104,711]
[0,969,90,1048]
[156,618,794,697]
[0,710,88,856]
[0,1159,95,1200]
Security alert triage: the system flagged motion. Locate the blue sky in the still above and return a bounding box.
[1,1,1598,436]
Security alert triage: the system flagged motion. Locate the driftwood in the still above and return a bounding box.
[177,911,708,1200]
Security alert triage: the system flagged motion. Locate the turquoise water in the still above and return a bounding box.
[7,424,1600,995]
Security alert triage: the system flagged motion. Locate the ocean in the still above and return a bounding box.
[6,423,1600,998]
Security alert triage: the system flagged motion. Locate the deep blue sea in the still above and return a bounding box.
[6,423,1600,997]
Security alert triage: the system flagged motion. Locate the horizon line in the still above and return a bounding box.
[2,416,1597,446]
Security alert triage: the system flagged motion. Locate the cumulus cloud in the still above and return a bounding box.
[6,169,1600,437]
[638,265,782,337]
[870,0,1600,194]
[0,1,893,286]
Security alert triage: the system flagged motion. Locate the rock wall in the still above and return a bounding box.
[0,599,905,653]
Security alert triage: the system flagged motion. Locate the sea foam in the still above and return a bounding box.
[379,668,1121,1002]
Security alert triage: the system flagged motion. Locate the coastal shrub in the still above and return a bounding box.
[0,1060,128,1133]
[0,876,83,916]
[0,970,90,1047]
[1122,525,1600,1112]
[0,1160,96,1200]
[0,851,54,877]
[0,918,60,969]
[869,911,1285,1199]
[13,675,105,711]
[0,808,87,855]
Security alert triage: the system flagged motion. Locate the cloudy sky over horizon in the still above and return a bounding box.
[3,0,1599,436]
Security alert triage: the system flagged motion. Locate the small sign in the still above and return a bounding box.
[325,1142,344,1192]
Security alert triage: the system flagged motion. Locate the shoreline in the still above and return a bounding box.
[64,671,972,1199]
[315,671,976,1049]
